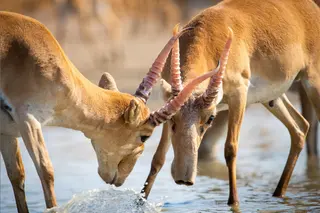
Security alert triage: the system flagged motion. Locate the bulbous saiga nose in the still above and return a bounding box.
[171,158,196,186]
[175,180,194,186]
[98,169,120,186]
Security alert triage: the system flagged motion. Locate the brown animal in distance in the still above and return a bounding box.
[142,0,320,206]
[0,12,225,212]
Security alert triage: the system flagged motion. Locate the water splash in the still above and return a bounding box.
[45,187,162,213]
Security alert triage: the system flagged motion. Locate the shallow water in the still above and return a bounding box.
[44,188,161,213]
[1,96,319,213]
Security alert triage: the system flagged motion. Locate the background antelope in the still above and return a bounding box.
[0,12,223,212]
[142,0,320,206]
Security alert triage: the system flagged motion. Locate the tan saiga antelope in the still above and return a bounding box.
[0,12,221,212]
[197,0,319,162]
[174,0,319,160]
[142,0,320,205]
[199,0,320,161]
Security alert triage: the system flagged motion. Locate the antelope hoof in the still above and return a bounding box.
[272,191,285,198]
[227,198,239,206]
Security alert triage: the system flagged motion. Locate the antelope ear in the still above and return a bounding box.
[124,99,142,126]
[160,79,172,101]
[98,72,119,91]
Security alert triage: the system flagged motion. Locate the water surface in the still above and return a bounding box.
[1,96,319,212]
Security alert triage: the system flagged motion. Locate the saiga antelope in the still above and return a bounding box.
[0,12,224,212]
[173,0,318,160]
[193,0,319,161]
[142,0,320,205]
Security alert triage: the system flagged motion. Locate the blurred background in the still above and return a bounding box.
[0,0,220,100]
[0,0,319,212]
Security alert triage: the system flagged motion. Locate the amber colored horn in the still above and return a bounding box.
[200,27,233,107]
[134,27,192,103]
[149,28,233,125]
[171,24,183,96]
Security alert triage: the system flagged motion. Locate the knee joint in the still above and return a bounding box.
[224,143,237,161]
[8,169,25,186]
[41,165,55,184]
[150,157,165,175]
[291,128,307,150]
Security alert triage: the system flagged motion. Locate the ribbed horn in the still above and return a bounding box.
[134,27,192,103]
[200,27,233,107]
[171,24,183,96]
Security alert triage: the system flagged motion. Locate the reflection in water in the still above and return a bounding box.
[306,157,320,181]
[197,159,228,181]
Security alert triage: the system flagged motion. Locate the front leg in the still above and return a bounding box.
[225,87,247,205]
[0,135,29,213]
[141,123,171,199]
[16,111,57,209]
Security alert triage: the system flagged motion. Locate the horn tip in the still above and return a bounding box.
[227,27,234,39]
[173,23,180,36]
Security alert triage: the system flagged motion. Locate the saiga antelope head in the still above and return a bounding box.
[160,27,233,185]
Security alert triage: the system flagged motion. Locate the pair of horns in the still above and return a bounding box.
[135,25,233,126]
[170,26,233,102]
[167,26,233,110]
[134,25,192,103]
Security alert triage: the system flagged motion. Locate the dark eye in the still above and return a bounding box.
[206,115,215,125]
[171,123,176,132]
[140,135,150,143]
[200,126,205,134]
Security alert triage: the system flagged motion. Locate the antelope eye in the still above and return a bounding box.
[200,126,205,134]
[206,115,215,124]
[171,123,176,132]
[140,135,150,143]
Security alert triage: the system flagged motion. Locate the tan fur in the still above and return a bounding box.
[198,83,319,160]
[143,0,320,205]
[0,11,157,212]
